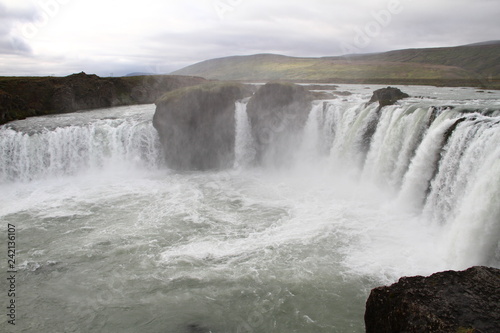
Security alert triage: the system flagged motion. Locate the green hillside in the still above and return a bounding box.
[172,42,500,88]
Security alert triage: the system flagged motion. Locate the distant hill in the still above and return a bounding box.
[125,72,157,77]
[171,42,500,88]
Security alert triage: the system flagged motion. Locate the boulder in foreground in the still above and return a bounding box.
[365,266,500,333]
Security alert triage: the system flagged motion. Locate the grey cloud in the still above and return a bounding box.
[0,2,38,55]
[1,0,499,76]
[331,0,500,54]
[0,36,33,54]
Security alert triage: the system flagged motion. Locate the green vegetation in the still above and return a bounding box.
[172,43,500,89]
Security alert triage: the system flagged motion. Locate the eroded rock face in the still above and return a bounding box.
[246,82,313,165]
[368,86,409,109]
[153,82,253,170]
[0,72,207,125]
[365,266,500,333]
[0,89,34,123]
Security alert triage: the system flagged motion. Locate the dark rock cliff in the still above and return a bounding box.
[365,266,500,333]
[0,72,206,125]
[246,82,313,165]
[153,82,253,170]
[152,81,313,170]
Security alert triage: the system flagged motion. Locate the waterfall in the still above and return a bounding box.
[395,112,463,212]
[295,102,322,164]
[316,100,500,267]
[1,92,499,267]
[234,100,256,168]
[361,105,431,190]
[422,115,500,266]
[0,115,162,182]
[327,101,380,176]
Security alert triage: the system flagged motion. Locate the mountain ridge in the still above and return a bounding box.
[172,42,500,88]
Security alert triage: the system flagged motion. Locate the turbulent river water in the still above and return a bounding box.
[1,84,499,332]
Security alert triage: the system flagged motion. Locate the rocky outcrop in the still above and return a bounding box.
[359,86,409,154]
[0,72,206,125]
[246,82,313,165]
[152,81,313,169]
[153,82,253,170]
[365,266,500,333]
[0,89,35,124]
[368,86,409,109]
[50,72,116,112]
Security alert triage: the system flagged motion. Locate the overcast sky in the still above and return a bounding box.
[0,0,499,77]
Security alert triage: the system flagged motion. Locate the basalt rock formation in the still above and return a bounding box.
[361,86,410,152]
[0,72,206,125]
[153,82,253,170]
[368,86,409,109]
[365,266,500,333]
[246,82,313,165]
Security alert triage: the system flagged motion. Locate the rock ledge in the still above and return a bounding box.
[368,86,409,109]
[365,266,500,333]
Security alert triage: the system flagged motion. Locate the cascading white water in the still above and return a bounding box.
[0,105,162,182]
[295,102,322,164]
[422,115,500,267]
[234,100,256,168]
[361,105,431,190]
[1,86,499,333]
[232,93,500,269]
[443,149,500,267]
[327,100,379,176]
[423,115,498,223]
[306,98,500,268]
[395,112,463,212]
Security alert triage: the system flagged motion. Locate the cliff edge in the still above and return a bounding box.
[365,266,500,333]
[0,72,206,125]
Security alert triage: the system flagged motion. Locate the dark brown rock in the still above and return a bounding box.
[368,86,409,109]
[153,82,253,170]
[0,89,35,123]
[365,266,500,333]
